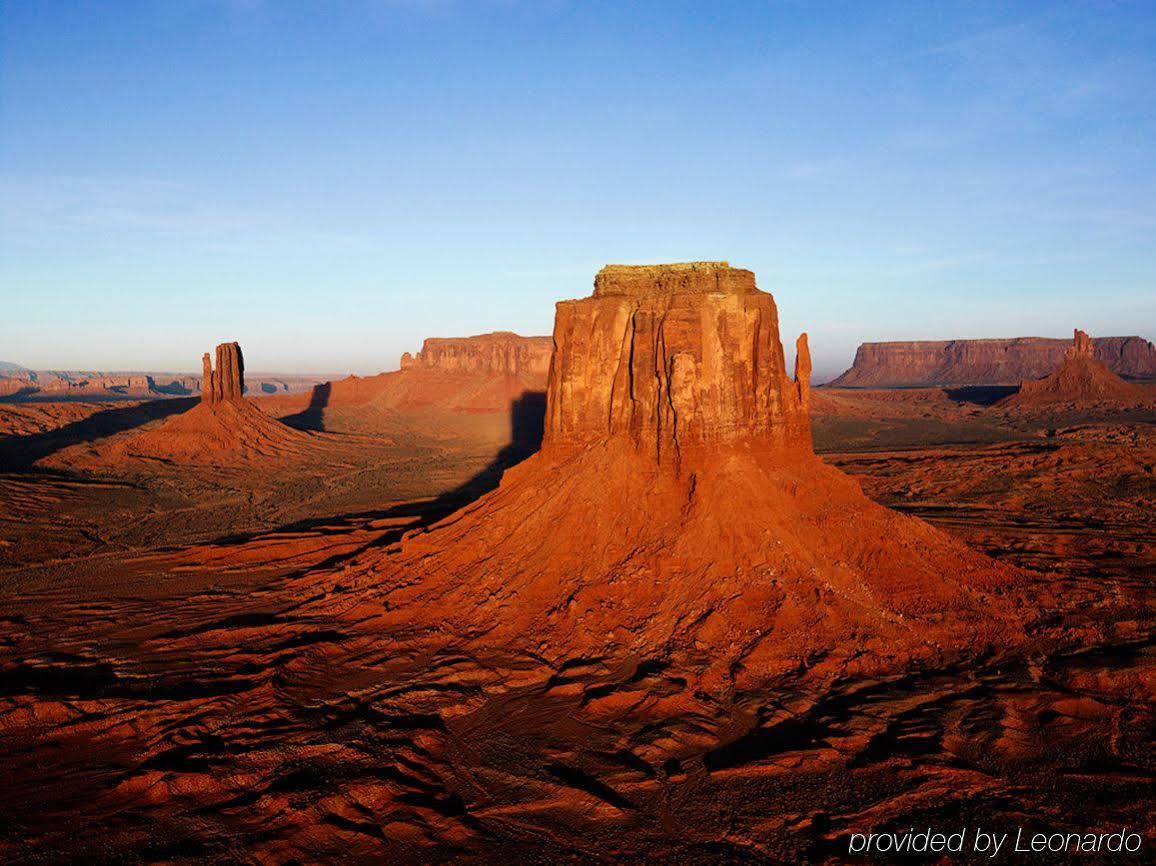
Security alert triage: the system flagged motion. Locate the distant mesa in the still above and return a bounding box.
[342,262,1026,687]
[830,334,1156,388]
[0,368,199,400]
[1001,329,1150,409]
[283,332,552,431]
[399,331,552,378]
[0,352,320,402]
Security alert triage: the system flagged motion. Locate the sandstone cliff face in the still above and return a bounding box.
[399,332,551,377]
[831,335,1156,387]
[544,263,811,461]
[201,342,245,404]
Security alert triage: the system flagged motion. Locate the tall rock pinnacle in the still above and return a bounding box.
[1069,328,1094,359]
[201,353,214,403]
[544,262,811,463]
[200,342,245,405]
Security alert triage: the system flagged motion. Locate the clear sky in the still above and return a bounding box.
[2,0,1154,379]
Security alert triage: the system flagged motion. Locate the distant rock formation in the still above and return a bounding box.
[1002,329,1149,408]
[201,342,245,404]
[46,343,310,467]
[794,332,812,410]
[344,262,1025,688]
[0,361,319,403]
[286,333,553,427]
[399,332,552,377]
[830,335,1156,387]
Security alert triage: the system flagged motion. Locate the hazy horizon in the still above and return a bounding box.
[3,323,1155,386]
[4,1,1155,376]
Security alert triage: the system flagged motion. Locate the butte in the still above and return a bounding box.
[1002,329,1151,409]
[332,263,1028,689]
[102,342,309,464]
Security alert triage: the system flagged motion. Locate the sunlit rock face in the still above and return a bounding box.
[544,262,811,462]
[399,332,552,377]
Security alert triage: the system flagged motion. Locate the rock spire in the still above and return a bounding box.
[201,342,245,404]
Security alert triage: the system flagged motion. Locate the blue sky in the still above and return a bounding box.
[2,0,1154,378]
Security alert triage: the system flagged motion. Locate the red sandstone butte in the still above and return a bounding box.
[1002,329,1149,408]
[201,342,245,404]
[67,342,308,466]
[544,263,810,461]
[338,263,1026,688]
[830,334,1156,387]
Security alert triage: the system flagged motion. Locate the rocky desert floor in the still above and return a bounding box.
[0,387,1152,863]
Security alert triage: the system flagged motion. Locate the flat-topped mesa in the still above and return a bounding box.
[593,261,757,298]
[200,342,245,405]
[831,335,1156,387]
[399,332,552,377]
[544,263,812,462]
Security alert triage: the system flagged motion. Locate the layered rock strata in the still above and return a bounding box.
[293,333,553,422]
[399,332,551,377]
[545,263,810,462]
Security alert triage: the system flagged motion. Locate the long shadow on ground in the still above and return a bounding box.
[281,382,332,431]
[0,397,197,471]
[208,391,546,564]
[944,385,1020,406]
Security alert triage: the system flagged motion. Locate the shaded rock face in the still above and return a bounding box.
[545,263,811,462]
[399,332,551,377]
[201,342,245,405]
[831,335,1156,387]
